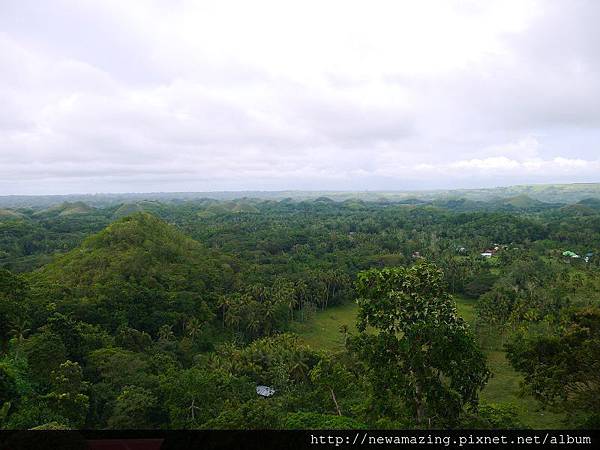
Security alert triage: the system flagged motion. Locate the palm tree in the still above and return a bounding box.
[294,280,308,321]
[262,300,281,336]
[217,295,231,328]
[185,317,202,341]
[289,350,310,382]
[158,324,175,342]
[225,303,242,332]
[9,318,30,358]
[246,313,261,338]
[286,295,297,321]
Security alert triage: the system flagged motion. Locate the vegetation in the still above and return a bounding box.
[350,263,489,427]
[0,190,599,429]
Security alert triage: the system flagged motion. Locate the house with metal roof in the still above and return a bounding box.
[256,385,275,397]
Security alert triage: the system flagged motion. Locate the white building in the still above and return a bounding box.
[256,385,275,397]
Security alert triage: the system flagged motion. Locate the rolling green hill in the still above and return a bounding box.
[0,209,23,220]
[499,194,546,209]
[34,201,95,217]
[30,213,232,333]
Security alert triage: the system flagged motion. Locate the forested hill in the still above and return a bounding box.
[28,213,234,333]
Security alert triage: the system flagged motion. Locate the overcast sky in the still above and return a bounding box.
[1,0,599,194]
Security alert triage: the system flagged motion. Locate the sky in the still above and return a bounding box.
[1,0,599,195]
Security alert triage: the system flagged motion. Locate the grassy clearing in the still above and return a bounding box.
[290,303,359,351]
[291,295,565,428]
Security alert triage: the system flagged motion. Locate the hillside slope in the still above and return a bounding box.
[30,213,234,333]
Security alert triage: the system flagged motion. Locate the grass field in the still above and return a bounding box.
[290,296,564,428]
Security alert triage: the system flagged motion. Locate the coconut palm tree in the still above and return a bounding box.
[246,313,262,338]
[288,350,310,382]
[217,295,232,328]
[9,318,30,358]
[158,324,175,342]
[185,317,202,341]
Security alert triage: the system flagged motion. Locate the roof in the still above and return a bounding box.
[256,385,275,397]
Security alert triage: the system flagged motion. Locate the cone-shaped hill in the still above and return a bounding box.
[577,198,600,209]
[34,201,95,217]
[31,213,234,334]
[112,200,163,218]
[112,202,145,218]
[0,209,24,220]
[498,194,545,209]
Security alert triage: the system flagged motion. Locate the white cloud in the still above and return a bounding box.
[0,0,599,194]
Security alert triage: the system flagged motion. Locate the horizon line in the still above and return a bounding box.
[1,181,600,198]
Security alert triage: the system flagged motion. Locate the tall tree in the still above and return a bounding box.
[506,306,600,427]
[350,262,489,427]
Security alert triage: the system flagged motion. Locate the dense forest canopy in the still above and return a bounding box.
[1,188,599,429]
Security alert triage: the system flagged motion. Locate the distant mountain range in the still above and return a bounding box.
[1,182,600,209]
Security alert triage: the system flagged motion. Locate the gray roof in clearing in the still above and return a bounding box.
[256,385,275,397]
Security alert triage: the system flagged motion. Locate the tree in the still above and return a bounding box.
[157,324,175,342]
[201,399,284,429]
[43,361,89,428]
[350,262,489,427]
[217,295,231,328]
[0,362,18,406]
[476,283,517,328]
[184,317,203,341]
[8,318,30,358]
[108,386,157,429]
[23,332,67,386]
[86,348,155,427]
[116,327,152,352]
[0,269,28,352]
[309,355,353,416]
[506,306,600,427]
[160,368,253,428]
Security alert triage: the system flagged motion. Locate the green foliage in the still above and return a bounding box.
[0,362,18,406]
[87,347,153,389]
[202,399,284,429]
[208,334,320,389]
[463,272,497,299]
[42,361,89,428]
[351,262,490,427]
[460,402,526,429]
[116,327,153,352]
[506,306,600,427]
[160,367,254,428]
[0,269,29,349]
[30,213,224,334]
[23,332,67,386]
[1,197,599,430]
[108,386,157,429]
[309,355,354,416]
[219,281,293,340]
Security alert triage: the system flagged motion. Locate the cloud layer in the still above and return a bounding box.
[1,0,599,194]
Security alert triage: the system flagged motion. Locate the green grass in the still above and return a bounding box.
[290,303,359,351]
[455,295,476,323]
[292,295,565,428]
[481,350,563,428]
